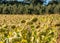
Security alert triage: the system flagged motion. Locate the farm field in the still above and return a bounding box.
[0,14,60,43]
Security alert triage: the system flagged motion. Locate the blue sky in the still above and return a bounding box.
[17,0,51,2]
[17,0,51,5]
[43,0,51,5]
[17,0,24,1]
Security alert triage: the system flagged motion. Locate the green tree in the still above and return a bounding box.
[54,4,60,14]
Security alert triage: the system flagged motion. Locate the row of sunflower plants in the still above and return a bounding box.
[0,23,58,43]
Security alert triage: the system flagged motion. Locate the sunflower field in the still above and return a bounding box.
[0,14,59,43]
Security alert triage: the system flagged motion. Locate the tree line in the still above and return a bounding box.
[0,0,60,14]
